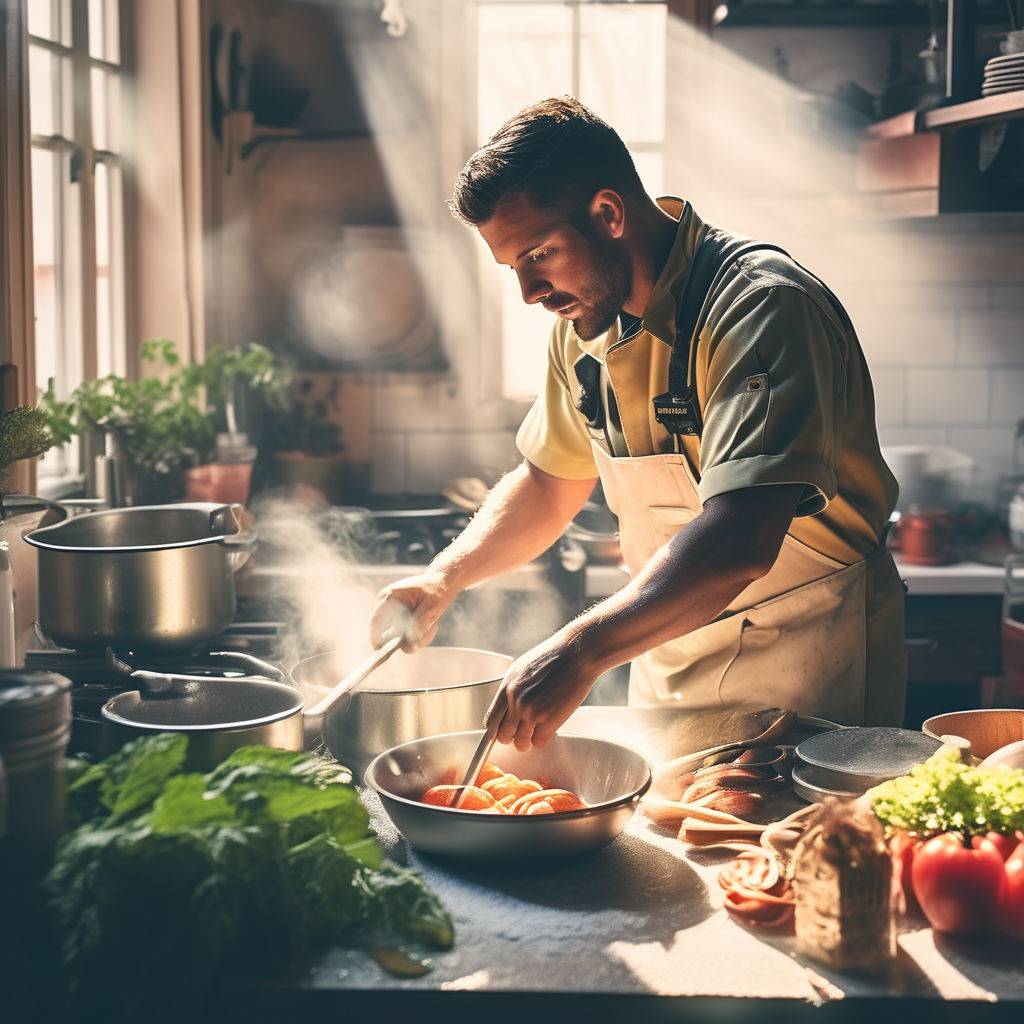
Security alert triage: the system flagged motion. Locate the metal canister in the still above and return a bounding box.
[0,670,72,887]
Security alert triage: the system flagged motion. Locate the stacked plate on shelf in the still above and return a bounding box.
[982,51,1024,96]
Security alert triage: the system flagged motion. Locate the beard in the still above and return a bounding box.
[567,238,633,342]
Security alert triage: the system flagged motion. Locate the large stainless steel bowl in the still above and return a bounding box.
[292,647,511,775]
[364,731,652,862]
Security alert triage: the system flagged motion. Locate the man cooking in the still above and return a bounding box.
[370,97,905,751]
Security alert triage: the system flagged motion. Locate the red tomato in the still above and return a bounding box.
[998,837,1024,943]
[911,832,1006,935]
[975,831,1019,862]
[889,831,920,914]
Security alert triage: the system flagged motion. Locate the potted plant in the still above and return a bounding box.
[41,340,213,505]
[181,342,292,505]
[41,340,291,506]
[267,376,349,505]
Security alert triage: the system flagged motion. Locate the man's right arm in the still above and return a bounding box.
[369,460,596,650]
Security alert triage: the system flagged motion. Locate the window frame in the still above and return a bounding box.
[466,0,668,405]
[27,0,131,481]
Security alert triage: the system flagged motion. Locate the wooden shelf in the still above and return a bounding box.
[869,91,1024,138]
[922,90,1024,130]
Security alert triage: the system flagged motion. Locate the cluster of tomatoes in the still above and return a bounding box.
[891,829,1024,940]
[419,761,586,815]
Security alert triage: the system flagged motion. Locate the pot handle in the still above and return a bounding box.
[217,531,257,572]
[208,503,257,570]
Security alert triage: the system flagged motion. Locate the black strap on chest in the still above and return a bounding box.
[653,228,788,440]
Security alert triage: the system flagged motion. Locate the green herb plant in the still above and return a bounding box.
[45,734,452,1019]
[39,340,292,483]
[869,745,1024,838]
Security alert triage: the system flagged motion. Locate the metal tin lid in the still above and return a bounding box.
[795,727,942,788]
[0,670,72,746]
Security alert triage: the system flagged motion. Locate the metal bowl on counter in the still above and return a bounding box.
[365,731,652,862]
[291,646,511,774]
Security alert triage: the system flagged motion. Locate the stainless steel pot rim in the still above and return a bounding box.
[364,730,653,822]
[25,502,248,554]
[26,531,238,555]
[291,646,513,696]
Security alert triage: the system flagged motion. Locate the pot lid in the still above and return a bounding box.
[103,677,303,731]
[795,727,942,785]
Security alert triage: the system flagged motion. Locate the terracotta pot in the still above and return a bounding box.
[899,510,953,566]
[184,463,254,506]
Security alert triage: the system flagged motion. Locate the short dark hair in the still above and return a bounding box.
[447,96,645,226]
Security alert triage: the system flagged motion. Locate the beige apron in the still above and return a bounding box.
[592,440,892,724]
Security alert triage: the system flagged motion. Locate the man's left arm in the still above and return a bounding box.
[489,284,847,749]
[490,482,803,750]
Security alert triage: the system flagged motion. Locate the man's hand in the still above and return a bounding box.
[369,569,457,652]
[484,634,598,752]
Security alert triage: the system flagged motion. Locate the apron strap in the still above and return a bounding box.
[656,226,856,442]
[655,230,788,441]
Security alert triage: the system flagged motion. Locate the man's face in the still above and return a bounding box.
[477,192,632,342]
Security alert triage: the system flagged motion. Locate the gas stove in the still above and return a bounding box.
[25,611,288,758]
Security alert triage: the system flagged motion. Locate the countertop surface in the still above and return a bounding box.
[232,707,1024,1019]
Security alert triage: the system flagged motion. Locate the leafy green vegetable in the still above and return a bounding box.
[43,737,453,1019]
[870,745,1024,837]
[67,732,188,825]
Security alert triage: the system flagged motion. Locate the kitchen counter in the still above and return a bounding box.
[226,707,1024,1023]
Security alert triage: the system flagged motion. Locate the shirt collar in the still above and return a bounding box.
[574,197,704,361]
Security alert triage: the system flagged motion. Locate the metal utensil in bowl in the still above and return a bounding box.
[291,646,512,774]
[26,503,255,653]
[364,731,653,862]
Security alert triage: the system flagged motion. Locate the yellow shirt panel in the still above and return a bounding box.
[515,203,898,565]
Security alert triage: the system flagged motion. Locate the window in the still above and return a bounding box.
[28,0,126,476]
[473,0,667,400]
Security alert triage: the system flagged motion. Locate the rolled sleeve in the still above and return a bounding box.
[697,285,846,517]
[516,324,599,480]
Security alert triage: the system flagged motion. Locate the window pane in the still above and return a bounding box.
[94,161,125,377]
[31,147,83,399]
[89,0,120,63]
[579,3,666,144]
[476,4,573,143]
[91,66,120,151]
[27,0,53,40]
[31,147,58,395]
[29,46,73,138]
[631,150,664,197]
[28,0,71,46]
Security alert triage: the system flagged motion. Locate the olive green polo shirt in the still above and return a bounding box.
[516,198,899,565]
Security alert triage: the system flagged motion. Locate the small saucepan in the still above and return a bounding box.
[101,645,512,771]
